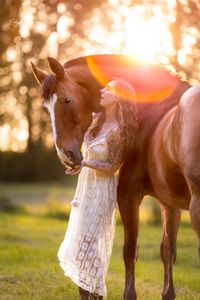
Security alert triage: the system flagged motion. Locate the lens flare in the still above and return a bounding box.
[86,55,179,103]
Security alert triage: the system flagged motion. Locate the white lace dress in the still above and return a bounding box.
[58,125,123,297]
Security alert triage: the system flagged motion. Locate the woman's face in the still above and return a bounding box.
[100,81,117,108]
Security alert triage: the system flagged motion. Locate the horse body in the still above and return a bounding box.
[176,87,200,243]
[148,86,200,210]
[148,106,191,210]
[147,86,200,299]
[31,55,197,300]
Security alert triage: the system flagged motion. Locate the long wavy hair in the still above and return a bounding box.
[88,79,138,153]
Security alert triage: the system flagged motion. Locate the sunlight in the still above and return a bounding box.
[124,14,169,63]
[57,15,74,42]
[6,48,17,62]
[0,125,10,151]
[20,4,35,38]
[47,32,58,57]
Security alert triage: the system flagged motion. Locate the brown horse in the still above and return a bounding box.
[31,55,195,300]
[147,85,200,298]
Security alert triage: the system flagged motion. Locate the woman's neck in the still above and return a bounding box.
[104,105,117,124]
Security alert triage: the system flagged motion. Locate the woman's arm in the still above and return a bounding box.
[83,129,123,175]
[82,159,114,174]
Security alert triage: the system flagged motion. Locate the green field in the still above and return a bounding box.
[0,183,200,299]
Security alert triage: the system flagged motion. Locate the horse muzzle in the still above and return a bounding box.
[57,147,83,168]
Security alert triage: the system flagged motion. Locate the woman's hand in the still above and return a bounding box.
[65,166,82,176]
[65,160,90,176]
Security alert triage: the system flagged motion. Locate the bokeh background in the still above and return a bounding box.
[0,1,200,299]
[1,0,200,173]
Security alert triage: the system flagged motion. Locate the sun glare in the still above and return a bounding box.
[124,14,170,63]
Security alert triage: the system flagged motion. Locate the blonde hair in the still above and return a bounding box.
[89,79,138,152]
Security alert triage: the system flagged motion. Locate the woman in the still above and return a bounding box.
[58,79,138,299]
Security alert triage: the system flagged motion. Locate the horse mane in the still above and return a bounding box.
[64,55,188,99]
[64,54,181,79]
[41,73,57,100]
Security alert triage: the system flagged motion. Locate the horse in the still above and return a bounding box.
[31,54,194,300]
[147,85,200,298]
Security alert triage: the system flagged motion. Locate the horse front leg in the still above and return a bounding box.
[160,205,181,300]
[118,186,141,300]
[122,209,139,300]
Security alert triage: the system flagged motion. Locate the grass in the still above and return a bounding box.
[0,183,199,299]
[0,212,200,300]
[0,181,76,204]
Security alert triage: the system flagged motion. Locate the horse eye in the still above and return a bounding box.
[64,97,71,104]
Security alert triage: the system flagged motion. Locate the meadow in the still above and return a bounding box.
[0,183,200,300]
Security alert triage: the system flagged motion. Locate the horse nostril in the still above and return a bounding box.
[65,151,74,161]
[62,149,82,166]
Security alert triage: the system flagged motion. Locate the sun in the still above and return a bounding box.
[124,14,170,63]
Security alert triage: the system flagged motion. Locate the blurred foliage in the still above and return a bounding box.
[0,0,200,180]
[45,197,71,220]
[150,199,162,225]
[0,147,65,181]
[0,195,26,213]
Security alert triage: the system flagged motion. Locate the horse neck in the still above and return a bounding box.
[136,80,191,149]
[68,66,102,112]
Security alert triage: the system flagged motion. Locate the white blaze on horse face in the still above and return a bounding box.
[43,93,73,166]
[43,93,58,143]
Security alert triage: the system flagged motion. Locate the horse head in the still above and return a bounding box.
[31,57,95,168]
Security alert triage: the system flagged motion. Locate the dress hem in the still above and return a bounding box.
[58,255,106,297]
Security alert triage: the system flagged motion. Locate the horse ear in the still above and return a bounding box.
[31,62,47,85]
[47,57,66,79]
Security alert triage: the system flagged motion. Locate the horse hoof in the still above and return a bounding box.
[162,289,176,300]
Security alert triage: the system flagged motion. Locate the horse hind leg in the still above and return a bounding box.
[160,205,181,300]
[188,174,200,258]
[190,197,200,258]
